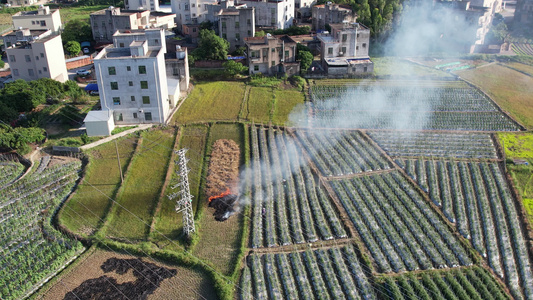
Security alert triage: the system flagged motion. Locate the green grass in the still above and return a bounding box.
[50,4,109,23]
[173,81,245,124]
[523,198,533,225]
[456,64,533,129]
[193,123,245,275]
[58,136,138,237]
[372,57,453,77]
[272,88,306,126]
[242,87,273,124]
[499,132,533,158]
[106,128,176,241]
[152,125,209,250]
[504,62,533,76]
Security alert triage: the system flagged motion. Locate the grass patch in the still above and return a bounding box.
[58,136,138,237]
[499,132,533,158]
[504,62,533,76]
[456,64,533,129]
[523,198,533,226]
[50,4,109,23]
[193,123,245,275]
[152,125,209,250]
[372,57,453,77]
[111,125,138,135]
[242,87,273,123]
[272,88,305,125]
[106,128,176,242]
[173,81,245,125]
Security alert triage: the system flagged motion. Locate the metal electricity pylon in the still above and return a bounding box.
[167,149,195,237]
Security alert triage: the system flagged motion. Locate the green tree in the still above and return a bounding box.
[64,41,81,56]
[297,50,313,73]
[223,60,248,76]
[61,19,93,43]
[0,123,45,154]
[255,30,266,37]
[193,29,229,60]
[0,102,18,123]
[0,79,45,112]
[486,22,508,44]
[30,78,63,99]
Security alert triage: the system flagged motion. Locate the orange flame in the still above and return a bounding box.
[209,188,231,202]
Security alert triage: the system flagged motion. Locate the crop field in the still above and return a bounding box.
[0,159,25,189]
[0,158,84,300]
[272,89,306,125]
[249,126,348,248]
[294,129,393,176]
[369,131,498,159]
[398,159,533,299]
[241,245,374,300]
[309,83,521,131]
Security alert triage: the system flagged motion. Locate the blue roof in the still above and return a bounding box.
[84,83,98,91]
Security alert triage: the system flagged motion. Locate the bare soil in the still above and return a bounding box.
[205,139,240,197]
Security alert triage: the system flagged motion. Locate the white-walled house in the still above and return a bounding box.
[12,6,62,34]
[5,33,68,82]
[93,29,177,125]
[239,0,294,29]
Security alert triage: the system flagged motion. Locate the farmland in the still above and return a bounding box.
[0,156,84,300]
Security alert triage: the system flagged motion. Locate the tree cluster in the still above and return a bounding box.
[0,123,45,154]
[61,19,93,44]
[296,43,313,73]
[191,29,229,61]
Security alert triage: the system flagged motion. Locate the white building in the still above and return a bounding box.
[12,6,62,34]
[172,0,219,33]
[125,0,160,11]
[219,7,255,51]
[239,0,294,29]
[93,29,177,125]
[6,33,68,82]
[91,7,175,42]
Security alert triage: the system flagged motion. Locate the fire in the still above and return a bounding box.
[209,188,231,202]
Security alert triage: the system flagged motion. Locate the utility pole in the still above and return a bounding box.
[168,149,195,237]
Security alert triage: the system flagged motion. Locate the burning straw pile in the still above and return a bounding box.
[206,139,240,221]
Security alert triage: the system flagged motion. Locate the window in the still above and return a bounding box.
[356,46,359,50]
[142,96,150,104]
[271,8,275,14]
[133,112,138,118]
[28,69,34,76]
[38,70,42,74]
[35,56,39,60]
[185,4,189,10]
[342,34,347,42]
[254,65,259,71]
[247,19,251,25]
[285,50,289,58]
[248,30,252,36]
[13,69,19,76]
[40,20,46,27]
[40,53,44,58]
[5,42,11,47]
[32,21,35,24]
[144,112,152,121]
[25,55,31,62]
[120,43,125,48]
[110,82,118,90]
[127,66,131,71]
[155,39,159,45]
[222,33,227,39]
[221,21,226,29]
[116,113,123,121]
[341,47,346,54]
[272,48,275,53]
[352,67,356,72]
[236,33,240,40]
[193,27,196,33]
[328,47,333,54]
[131,96,135,101]
[235,21,239,28]
[108,67,116,75]
[138,66,146,74]
[364,67,368,72]
[113,97,121,105]
[251,50,259,58]
[9,55,15,62]
[192,3,195,7]
[363,43,367,48]
[271,61,275,67]
[43,67,47,72]
[357,33,360,38]
[140,81,148,89]
[173,67,179,75]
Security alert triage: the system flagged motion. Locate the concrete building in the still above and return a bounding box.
[93,29,177,125]
[165,45,190,94]
[317,22,373,75]
[12,6,62,34]
[172,0,219,33]
[90,7,175,42]
[8,0,38,6]
[312,3,357,31]
[515,0,533,26]
[244,34,300,76]
[2,28,51,49]
[295,0,315,20]
[219,7,255,51]
[240,0,294,29]
[125,0,160,11]
[5,33,68,82]
[84,110,115,136]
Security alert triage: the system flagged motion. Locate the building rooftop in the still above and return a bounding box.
[325,56,371,66]
[95,46,160,59]
[3,29,49,37]
[84,110,113,123]
[313,3,353,11]
[13,8,58,16]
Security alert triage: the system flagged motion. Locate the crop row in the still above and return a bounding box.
[380,266,509,300]
[369,131,498,159]
[294,129,392,176]
[250,126,347,248]
[0,161,25,189]
[240,245,375,300]
[311,110,521,131]
[0,161,84,300]
[330,171,472,273]
[310,86,499,112]
[402,159,533,300]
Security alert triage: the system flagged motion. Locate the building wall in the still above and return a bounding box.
[219,8,255,51]
[125,0,160,11]
[241,0,294,29]
[6,34,67,83]
[12,8,62,33]
[312,4,356,31]
[246,35,297,75]
[94,48,170,124]
[173,0,219,31]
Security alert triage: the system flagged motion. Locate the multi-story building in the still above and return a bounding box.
[515,0,533,26]
[165,45,190,93]
[244,34,300,76]
[93,29,178,124]
[5,33,68,82]
[312,3,357,31]
[295,0,315,20]
[239,0,294,29]
[317,22,373,75]
[125,0,160,11]
[219,7,255,51]
[90,7,175,42]
[12,6,62,34]
[2,28,51,49]
[172,0,219,33]
[8,0,38,6]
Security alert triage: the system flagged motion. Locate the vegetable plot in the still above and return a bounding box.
[250,126,347,248]
[330,171,473,273]
[0,160,85,300]
[402,159,533,300]
[0,160,25,189]
[240,245,375,300]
